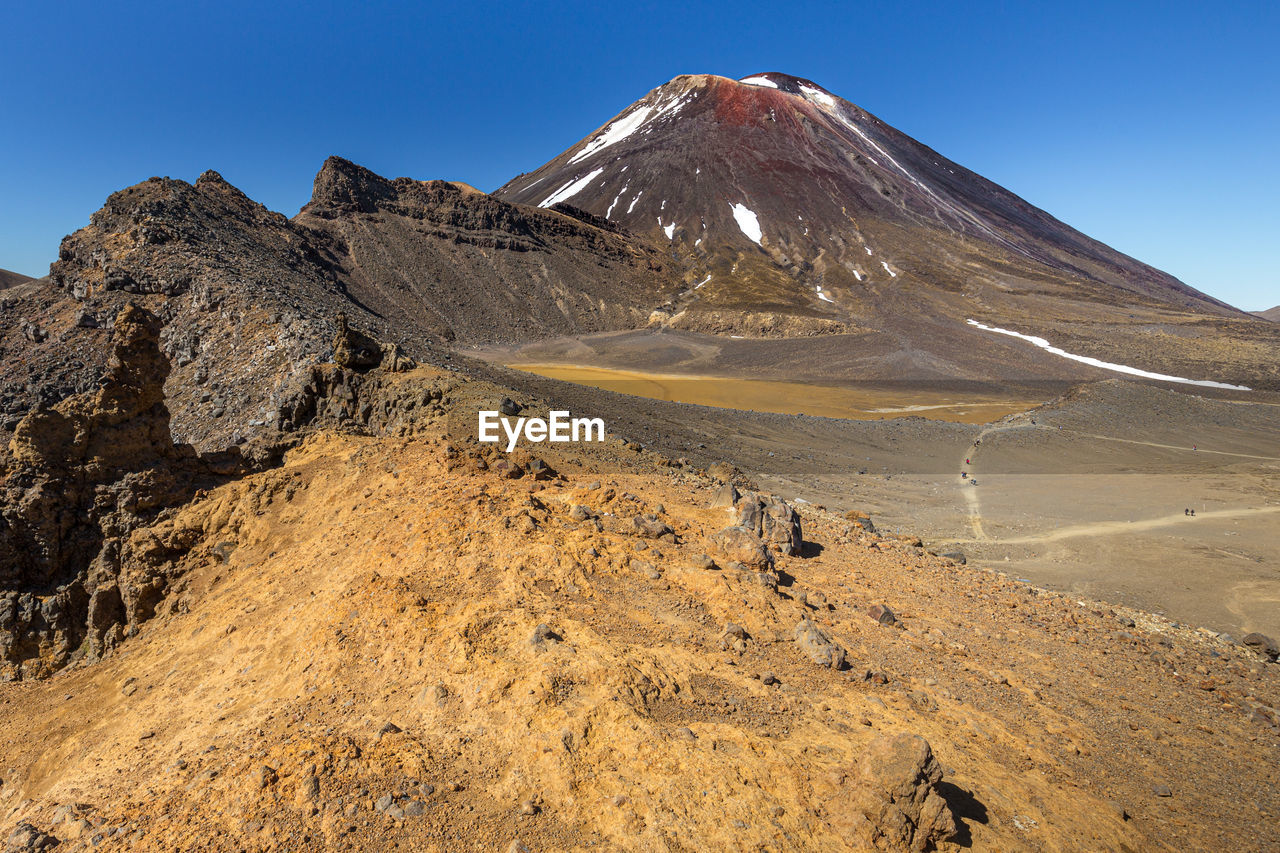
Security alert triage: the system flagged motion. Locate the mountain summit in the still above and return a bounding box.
[496,73,1241,339]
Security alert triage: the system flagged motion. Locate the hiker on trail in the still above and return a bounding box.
[1190,509,1196,517]
[1184,508,1189,516]
[966,458,970,464]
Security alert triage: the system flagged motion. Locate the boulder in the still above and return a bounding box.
[868,604,897,626]
[709,482,739,509]
[1242,633,1279,661]
[632,514,675,541]
[708,526,772,569]
[5,822,59,852]
[845,511,877,534]
[844,733,958,851]
[793,618,846,669]
[735,493,803,556]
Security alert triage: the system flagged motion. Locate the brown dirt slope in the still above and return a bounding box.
[0,382,1277,851]
[0,269,33,291]
[295,156,681,345]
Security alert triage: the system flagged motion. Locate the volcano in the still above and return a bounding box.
[495,73,1279,387]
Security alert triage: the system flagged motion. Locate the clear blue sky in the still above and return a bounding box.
[2,0,1276,310]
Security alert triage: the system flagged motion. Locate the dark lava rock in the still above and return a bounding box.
[5,822,59,852]
[867,604,897,626]
[1242,633,1279,661]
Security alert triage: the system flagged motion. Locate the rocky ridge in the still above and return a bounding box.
[0,158,678,454]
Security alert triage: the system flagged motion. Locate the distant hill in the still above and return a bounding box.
[0,268,34,290]
[1253,306,1280,321]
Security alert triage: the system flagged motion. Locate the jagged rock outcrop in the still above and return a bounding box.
[273,363,451,438]
[332,312,416,373]
[294,156,680,344]
[0,303,462,680]
[705,490,802,571]
[0,305,244,679]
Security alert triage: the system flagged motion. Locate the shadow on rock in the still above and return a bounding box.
[935,781,989,847]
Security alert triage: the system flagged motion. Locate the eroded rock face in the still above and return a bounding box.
[735,493,803,557]
[0,305,243,679]
[839,733,958,851]
[0,304,457,680]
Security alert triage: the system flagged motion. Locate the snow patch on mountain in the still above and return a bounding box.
[740,75,778,88]
[881,261,897,277]
[652,92,693,121]
[627,190,644,214]
[539,168,605,207]
[799,84,835,108]
[730,203,763,245]
[569,108,653,165]
[966,320,1252,390]
[816,286,834,303]
[605,184,629,219]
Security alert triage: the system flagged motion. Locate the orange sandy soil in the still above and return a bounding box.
[1,430,1277,851]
